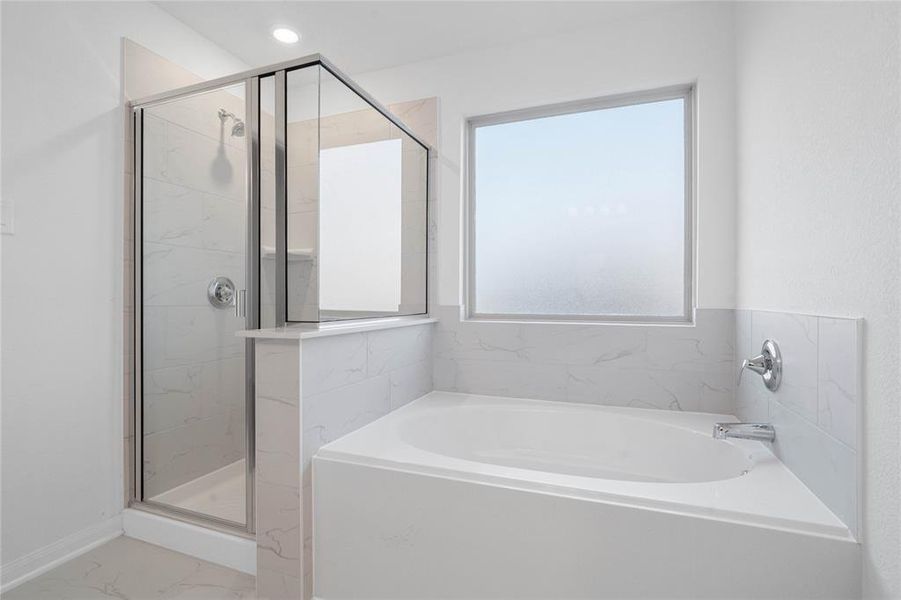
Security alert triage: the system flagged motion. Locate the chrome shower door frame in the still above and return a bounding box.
[129,53,435,535]
[131,75,262,535]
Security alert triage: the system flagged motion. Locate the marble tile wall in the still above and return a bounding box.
[434,306,735,414]
[140,85,248,498]
[299,323,434,597]
[255,339,303,599]
[735,309,861,538]
[123,39,206,506]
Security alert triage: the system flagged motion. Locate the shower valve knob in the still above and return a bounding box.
[208,276,236,309]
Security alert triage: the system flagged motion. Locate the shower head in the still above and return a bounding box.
[218,108,245,137]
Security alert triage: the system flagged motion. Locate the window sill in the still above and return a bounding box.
[463,313,695,328]
[237,315,437,341]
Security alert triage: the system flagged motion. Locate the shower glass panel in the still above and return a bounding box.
[285,66,428,322]
[131,54,429,534]
[259,74,278,329]
[285,66,322,323]
[140,82,249,527]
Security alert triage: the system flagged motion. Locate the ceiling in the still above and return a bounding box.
[153,1,662,75]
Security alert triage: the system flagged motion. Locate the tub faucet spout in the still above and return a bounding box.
[713,422,775,443]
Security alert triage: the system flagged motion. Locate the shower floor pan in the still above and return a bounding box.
[150,459,245,525]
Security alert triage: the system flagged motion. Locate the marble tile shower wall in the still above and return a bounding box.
[123,40,208,505]
[735,309,861,538]
[140,89,248,497]
[299,323,433,597]
[255,340,302,599]
[433,306,735,414]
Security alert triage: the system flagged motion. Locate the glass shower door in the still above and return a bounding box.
[138,81,252,528]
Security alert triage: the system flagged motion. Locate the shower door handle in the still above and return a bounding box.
[234,289,246,318]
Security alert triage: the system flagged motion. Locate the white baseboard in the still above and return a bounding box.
[0,515,124,593]
[122,508,255,575]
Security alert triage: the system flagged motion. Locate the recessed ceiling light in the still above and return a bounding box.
[272,27,300,44]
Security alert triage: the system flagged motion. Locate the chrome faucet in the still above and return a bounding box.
[738,339,782,391]
[713,422,776,443]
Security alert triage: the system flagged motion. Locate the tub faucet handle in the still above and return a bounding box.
[737,355,767,385]
[737,339,782,391]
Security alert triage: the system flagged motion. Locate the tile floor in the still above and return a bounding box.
[4,536,255,599]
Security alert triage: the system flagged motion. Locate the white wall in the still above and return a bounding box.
[0,0,246,572]
[351,2,738,310]
[734,2,900,597]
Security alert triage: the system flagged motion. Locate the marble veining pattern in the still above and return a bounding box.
[751,311,819,422]
[253,324,434,600]
[4,536,254,600]
[254,340,302,600]
[433,305,735,414]
[735,309,861,538]
[817,317,860,448]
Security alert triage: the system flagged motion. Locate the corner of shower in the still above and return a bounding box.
[127,54,431,536]
[130,73,261,535]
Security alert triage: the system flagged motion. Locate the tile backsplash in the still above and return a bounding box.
[818,317,860,449]
[735,309,861,539]
[433,305,735,414]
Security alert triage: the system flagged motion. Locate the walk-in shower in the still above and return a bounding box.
[130,55,430,533]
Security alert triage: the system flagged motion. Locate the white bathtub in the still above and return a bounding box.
[314,392,859,599]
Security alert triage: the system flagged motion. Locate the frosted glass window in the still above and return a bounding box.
[320,139,403,313]
[469,92,690,321]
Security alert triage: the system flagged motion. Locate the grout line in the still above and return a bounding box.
[142,239,247,256]
[771,395,856,453]
[142,356,246,374]
[147,113,248,153]
[142,406,246,437]
[141,174,245,205]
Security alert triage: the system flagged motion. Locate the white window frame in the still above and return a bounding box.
[464,85,696,324]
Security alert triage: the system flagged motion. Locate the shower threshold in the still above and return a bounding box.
[149,459,246,525]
